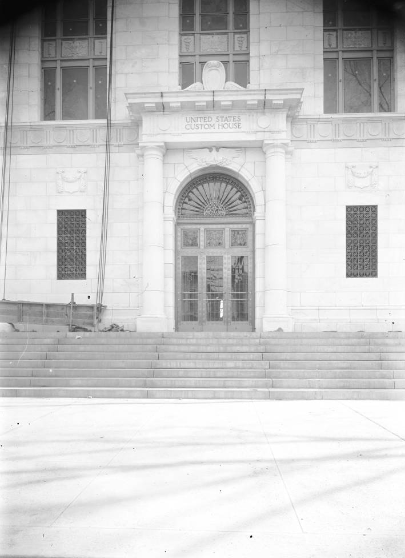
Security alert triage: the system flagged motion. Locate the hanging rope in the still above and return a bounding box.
[95,0,115,326]
[0,21,16,300]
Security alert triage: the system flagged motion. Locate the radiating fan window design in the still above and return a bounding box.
[178,174,253,219]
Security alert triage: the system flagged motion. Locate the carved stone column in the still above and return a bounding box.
[137,143,168,332]
[262,141,292,332]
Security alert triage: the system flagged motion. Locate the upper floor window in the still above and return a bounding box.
[323,0,394,113]
[180,0,249,89]
[42,0,107,120]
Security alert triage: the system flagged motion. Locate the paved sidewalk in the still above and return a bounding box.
[1,398,404,558]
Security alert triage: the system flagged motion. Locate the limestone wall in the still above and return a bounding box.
[251,0,323,115]
[0,127,142,329]
[288,136,405,332]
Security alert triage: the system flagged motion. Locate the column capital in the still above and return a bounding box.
[262,141,291,157]
[139,142,166,158]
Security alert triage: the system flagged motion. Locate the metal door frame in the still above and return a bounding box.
[175,221,254,332]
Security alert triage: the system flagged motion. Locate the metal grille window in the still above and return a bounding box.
[42,0,107,120]
[346,206,378,278]
[57,210,87,280]
[324,0,394,113]
[180,0,249,89]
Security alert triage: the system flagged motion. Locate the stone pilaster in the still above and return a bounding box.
[262,141,292,332]
[137,143,168,332]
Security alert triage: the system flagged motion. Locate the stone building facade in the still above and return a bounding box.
[0,0,404,332]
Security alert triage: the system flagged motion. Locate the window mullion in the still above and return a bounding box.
[56,59,62,119]
[89,61,94,118]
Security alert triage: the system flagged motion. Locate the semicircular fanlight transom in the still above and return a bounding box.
[178,174,253,219]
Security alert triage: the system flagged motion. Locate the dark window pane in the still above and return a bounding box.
[378,59,392,112]
[63,20,89,36]
[323,0,337,26]
[376,10,393,27]
[234,14,247,29]
[234,61,248,87]
[342,0,371,27]
[234,0,248,12]
[62,67,88,120]
[43,68,56,120]
[324,59,338,113]
[181,256,198,322]
[181,63,195,88]
[63,0,89,19]
[95,0,107,19]
[201,0,227,13]
[324,11,337,27]
[344,59,372,113]
[201,14,227,30]
[43,21,57,37]
[182,15,195,31]
[181,0,195,14]
[94,19,107,35]
[44,2,57,20]
[95,66,107,118]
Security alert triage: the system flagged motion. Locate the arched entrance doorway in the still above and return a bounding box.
[176,173,255,332]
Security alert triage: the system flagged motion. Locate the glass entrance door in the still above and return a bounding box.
[177,224,254,331]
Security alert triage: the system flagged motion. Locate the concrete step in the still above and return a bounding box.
[1,387,404,400]
[2,343,405,354]
[0,377,274,389]
[2,368,403,380]
[0,377,399,390]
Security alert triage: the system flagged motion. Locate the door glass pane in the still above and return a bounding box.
[343,59,371,113]
[231,256,248,322]
[206,256,223,322]
[62,67,88,120]
[43,68,56,121]
[324,59,338,113]
[378,59,392,112]
[181,256,199,322]
[234,62,248,87]
[95,66,107,119]
[201,15,228,30]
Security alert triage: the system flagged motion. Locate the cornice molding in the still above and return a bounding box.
[0,122,139,151]
[291,114,405,144]
[126,88,304,119]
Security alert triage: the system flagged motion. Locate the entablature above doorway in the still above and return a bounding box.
[126,88,303,149]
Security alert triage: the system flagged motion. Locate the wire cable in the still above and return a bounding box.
[0,22,16,300]
[95,0,115,327]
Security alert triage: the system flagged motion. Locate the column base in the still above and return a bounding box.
[262,316,294,333]
[136,316,168,332]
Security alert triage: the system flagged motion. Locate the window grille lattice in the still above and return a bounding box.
[346,205,377,278]
[57,210,86,280]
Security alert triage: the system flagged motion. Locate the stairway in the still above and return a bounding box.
[0,332,404,399]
